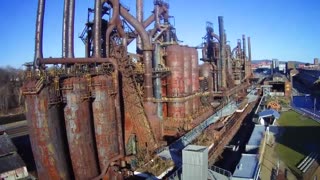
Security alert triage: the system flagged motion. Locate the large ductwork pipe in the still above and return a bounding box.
[62,0,69,58]
[67,0,75,58]
[93,0,102,58]
[136,0,143,53]
[34,0,46,67]
[218,16,226,88]
[105,0,127,57]
[120,5,153,100]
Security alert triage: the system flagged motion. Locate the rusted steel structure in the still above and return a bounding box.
[23,0,253,179]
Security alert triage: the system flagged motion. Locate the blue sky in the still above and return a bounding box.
[1,0,320,67]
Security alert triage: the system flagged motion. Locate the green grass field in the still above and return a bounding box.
[275,110,320,175]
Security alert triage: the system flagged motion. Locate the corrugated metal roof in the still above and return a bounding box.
[233,154,259,179]
[0,153,26,173]
[258,109,280,119]
[247,125,265,146]
[0,133,16,156]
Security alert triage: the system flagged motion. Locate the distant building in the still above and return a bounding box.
[272,59,279,69]
[279,63,286,74]
[314,58,319,65]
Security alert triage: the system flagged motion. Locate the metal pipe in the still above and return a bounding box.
[34,0,46,67]
[107,58,124,157]
[218,16,226,88]
[67,0,75,58]
[62,0,69,58]
[136,0,143,53]
[210,32,220,42]
[93,0,102,58]
[38,57,112,64]
[120,5,153,100]
[154,4,160,29]
[248,37,251,62]
[153,44,162,119]
[105,0,127,57]
[126,6,167,45]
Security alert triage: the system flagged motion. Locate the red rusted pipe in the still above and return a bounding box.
[93,0,102,58]
[67,0,75,58]
[136,0,143,52]
[38,57,111,64]
[34,0,45,67]
[62,0,69,58]
[105,0,127,57]
[120,5,153,100]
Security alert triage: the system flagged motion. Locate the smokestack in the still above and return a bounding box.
[93,0,102,58]
[62,0,69,58]
[67,0,75,58]
[242,35,246,61]
[136,0,143,53]
[248,37,251,62]
[218,16,226,88]
[242,35,247,78]
[34,0,46,67]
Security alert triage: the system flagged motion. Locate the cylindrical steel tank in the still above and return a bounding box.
[183,46,192,116]
[62,77,99,179]
[24,83,72,179]
[92,75,119,172]
[191,48,200,113]
[166,45,185,118]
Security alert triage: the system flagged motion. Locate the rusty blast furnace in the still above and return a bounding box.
[22,0,253,179]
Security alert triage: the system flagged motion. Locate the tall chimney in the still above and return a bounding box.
[218,16,226,88]
[136,0,143,53]
[34,0,46,67]
[93,0,102,58]
[248,37,251,62]
[242,35,246,61]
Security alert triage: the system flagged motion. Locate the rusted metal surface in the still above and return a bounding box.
[122,73,157,150]
[24,82,72,179]
[200,62,214,91]
[62,0,69,58]
[183,47,192,116]
[93,0,102,58]
[191,47,200,113]
[166,45,185,118]
[34,0,45,66]
[67,0,75,58]
[38,57,112,64]
[92,75,119,171]
[136,0,143,53]
[120,5,153,100]
[62,77,99,179]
